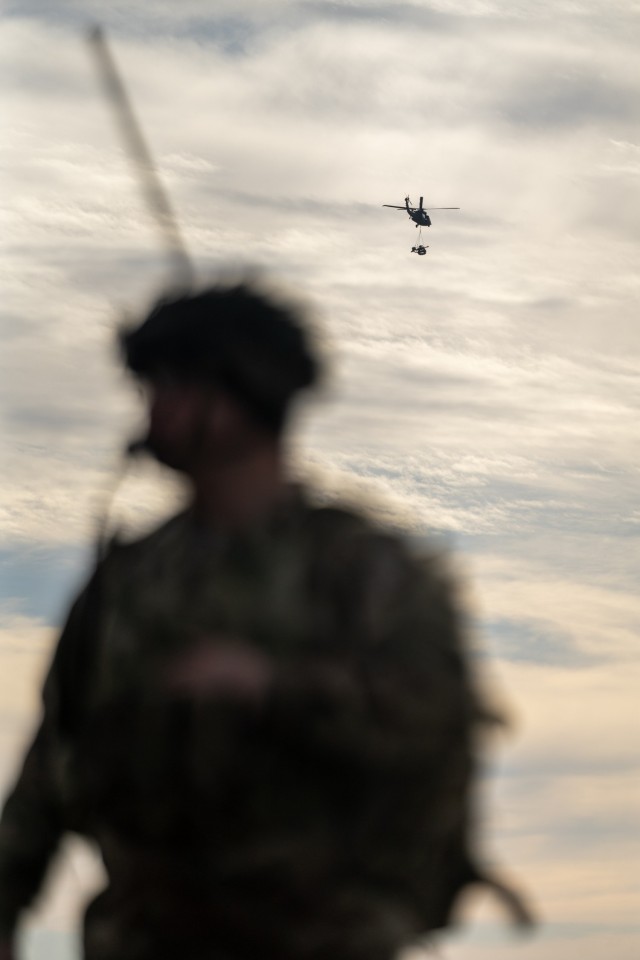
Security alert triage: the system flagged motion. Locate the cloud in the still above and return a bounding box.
[482,659,640,775]
[480,616,593,667]
[0,548,88,622]
[501,71,639,131]
[438,928,640,960]
[471,552,640,663]
[2,5,639,959]
[0,614,54,795]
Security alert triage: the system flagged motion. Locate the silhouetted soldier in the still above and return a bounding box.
[0,281,528,960]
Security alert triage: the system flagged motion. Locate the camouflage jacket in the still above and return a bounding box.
[0,489,485,960]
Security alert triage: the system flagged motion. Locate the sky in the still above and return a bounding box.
[1,0,639,957]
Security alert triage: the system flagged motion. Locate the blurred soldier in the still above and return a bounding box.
[0,281,528,960]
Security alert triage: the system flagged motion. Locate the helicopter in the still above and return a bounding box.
[383,195,459,227]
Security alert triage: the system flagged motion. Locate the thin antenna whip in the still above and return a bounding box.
[87,25,194,288]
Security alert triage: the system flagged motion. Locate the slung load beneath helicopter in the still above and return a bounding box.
[383,195,459,227]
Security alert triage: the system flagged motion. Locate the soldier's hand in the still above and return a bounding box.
[165,638,273,705]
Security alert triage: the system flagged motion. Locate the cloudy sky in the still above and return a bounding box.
[2,1,639,958]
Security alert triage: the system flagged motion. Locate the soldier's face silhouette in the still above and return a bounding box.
[144,373,258,473]
[143,373,204,470]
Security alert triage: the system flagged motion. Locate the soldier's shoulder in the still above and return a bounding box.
[301,489,458,588]
[303,489,417,546]
[99,510,189,570]
[302,493,393,547]
[301,492,433,578]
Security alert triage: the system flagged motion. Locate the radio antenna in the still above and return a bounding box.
[87,25,194,288]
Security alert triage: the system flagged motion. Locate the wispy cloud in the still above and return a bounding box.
[2,3,639,957]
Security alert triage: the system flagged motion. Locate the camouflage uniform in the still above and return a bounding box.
[0,489,484,960]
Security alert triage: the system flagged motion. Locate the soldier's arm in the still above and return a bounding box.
[0,583,94,939]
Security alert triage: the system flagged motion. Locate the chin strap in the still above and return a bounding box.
[93,436,150,563]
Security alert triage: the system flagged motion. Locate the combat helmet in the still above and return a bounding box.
[120,280,321,433]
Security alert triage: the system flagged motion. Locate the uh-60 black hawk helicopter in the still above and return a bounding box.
[383,195,459,255]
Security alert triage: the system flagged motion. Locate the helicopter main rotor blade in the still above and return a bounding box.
[426,207,460,210]
[87,25,194,287]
